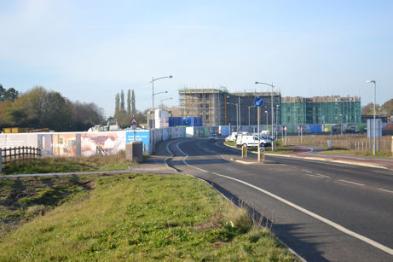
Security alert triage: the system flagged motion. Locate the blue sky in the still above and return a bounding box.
[0,0,392,116]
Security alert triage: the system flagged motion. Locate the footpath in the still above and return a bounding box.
[0,156,176,178]
[225,143,393,170]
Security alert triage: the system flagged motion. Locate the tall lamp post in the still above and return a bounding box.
[264,110,269,131]
[255,81,275,151]
[150,75,172,129]
[151,75,173,110]
[160,97,173,109]
[366,80,377,156]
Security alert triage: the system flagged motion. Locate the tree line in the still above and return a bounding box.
[113,89,146,128]
[0,85,104,131]
[362,99,393,117]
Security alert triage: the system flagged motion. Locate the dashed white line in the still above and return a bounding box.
[337,179,365,187]
[304,173,326,179]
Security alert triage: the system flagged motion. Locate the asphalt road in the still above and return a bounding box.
[158,138,393,262]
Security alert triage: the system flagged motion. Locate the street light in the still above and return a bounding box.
[151,75,173,110]
[149,75,172,129]
[160,97,173,109]
[264,110,269,131]
[366,80,377,156]
[255,81,275,151]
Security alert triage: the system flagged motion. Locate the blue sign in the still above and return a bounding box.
[255,97,264,107]
[125,129,151,153]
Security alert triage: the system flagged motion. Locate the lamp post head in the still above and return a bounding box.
[366,80,376,84]
[169,75,173,78]
[255,81,259,85]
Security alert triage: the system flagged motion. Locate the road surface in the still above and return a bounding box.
[158,138,393,262]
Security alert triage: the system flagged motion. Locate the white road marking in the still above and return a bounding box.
[175,140,393,256]
[337,179,365,187]
[302,169,313,173]
[378,188,393,194]
[316,173,330,178]
[303,173,325,178]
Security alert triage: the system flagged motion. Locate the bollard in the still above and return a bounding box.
[241,145,247,159]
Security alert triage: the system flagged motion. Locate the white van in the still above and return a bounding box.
[225,132,238,142]
[239,135,272,148]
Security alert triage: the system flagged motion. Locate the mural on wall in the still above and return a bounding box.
[81,131,125,157]
[52,133,80,157]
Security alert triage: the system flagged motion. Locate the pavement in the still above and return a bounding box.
[0,155,176,178]
[157,138,393,262]
[227,143,393,170]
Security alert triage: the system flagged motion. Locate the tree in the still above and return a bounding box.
[120,90,125,112]
[71,102,105,130]
[0,85,18,102]
[115,93,120,117]
[127,89,131,115]
[362,103,383,115]
[131,89,136,116]
[382,99,393,116]
[0,86,104,131]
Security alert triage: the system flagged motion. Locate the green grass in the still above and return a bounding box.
[0,174,296,261]
[2,152,132,175]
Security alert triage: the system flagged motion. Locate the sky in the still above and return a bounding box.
[0,0,392,117]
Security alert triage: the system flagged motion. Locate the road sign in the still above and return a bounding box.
[255,96,264,107]
[131,118,137,129]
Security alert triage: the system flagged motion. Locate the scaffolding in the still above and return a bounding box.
[179,88,281,126]
[281,96,361,132]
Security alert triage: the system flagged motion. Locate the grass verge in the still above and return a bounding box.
[0,174,296,261]
[2,152,132,175]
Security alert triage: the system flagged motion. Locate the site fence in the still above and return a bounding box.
[284,134,393,154]
[0,146,42,172]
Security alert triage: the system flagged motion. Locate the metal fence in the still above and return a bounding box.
[0,146,41,172]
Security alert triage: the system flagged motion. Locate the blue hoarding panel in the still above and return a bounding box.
[125,129,151,153]
[168,117,203,127]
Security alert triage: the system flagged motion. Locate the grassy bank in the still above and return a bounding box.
[1,152,132,175]
[0,175,92,235]
[0,174,295,261]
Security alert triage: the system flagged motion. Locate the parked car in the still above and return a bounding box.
[208,133,217,142]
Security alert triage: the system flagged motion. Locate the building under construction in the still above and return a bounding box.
[281,96,361,132]
[178,88,281,127]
